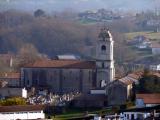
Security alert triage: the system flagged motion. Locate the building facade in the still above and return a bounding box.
[106,72,141,106]
[136,94,160,108]
[21,60,96,94]
[0,87,27,98]
[0,73,20,87]
[20,28,115,94]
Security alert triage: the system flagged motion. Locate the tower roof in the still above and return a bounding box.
[98,28,112,40]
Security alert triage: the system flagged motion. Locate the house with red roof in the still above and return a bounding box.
[150,43,160,55]
[136,94,160,108]
[106,72,142,106]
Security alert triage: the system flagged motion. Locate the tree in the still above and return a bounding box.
[16,43,42,68]
[136,70,160,93]
[34,9,45,17]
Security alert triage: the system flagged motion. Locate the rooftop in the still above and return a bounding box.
[0,105,45,113]
[56,54,80,60]
[136,94,160,104]
[118,72,142,85]
[25,59,96,69]
[0,72,20,79]
[151,43,160,48]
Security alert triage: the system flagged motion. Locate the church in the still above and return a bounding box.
[20,28,115,94]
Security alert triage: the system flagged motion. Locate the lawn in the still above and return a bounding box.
[125,31,160,40]
[50,107,113,120]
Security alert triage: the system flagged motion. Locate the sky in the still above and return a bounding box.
[0,0,158,12]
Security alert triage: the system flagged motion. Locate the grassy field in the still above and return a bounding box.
[125,31,160,40]
[49,108,113,120]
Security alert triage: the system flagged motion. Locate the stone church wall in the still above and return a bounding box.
[21,68,96,94]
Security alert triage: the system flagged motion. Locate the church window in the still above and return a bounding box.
[54,71,57,78]
[69,71,72,78]
[27,80,29,85]
[102,62,105,68]
[88,71,91,82]
[101,45,106,51]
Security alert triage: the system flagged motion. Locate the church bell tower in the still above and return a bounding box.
[96,28,115,88]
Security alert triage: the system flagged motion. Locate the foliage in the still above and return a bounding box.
[51,107,111,120]
[0,10,139,72]
[0,97,26,106]
[136,70,160,93]
[34,9,45,17]
[126,101,135,108]
[0,10,95,57]
[125,31,160,40]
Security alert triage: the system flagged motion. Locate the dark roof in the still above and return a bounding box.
[0,105,45,113]
[136,94,160,104]
[24,60,96,69]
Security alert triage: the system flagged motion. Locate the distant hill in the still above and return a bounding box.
[0,10,97,58]
[0,0,156,12]
[125,31,160,40]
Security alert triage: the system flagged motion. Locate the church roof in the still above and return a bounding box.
[24,59,96,69]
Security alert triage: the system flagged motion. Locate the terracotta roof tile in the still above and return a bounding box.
[136,94,160,104]
[118,71,144,85]
[25,60,96,69]
[0,105,45,113]
[151,43,160,48]
[153,73,160,78]
[0,73,20,79]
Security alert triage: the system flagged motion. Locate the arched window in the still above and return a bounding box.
[101,45,106,51]
[102,62,105,68]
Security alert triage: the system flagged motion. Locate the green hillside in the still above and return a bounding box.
[125,31,160,40]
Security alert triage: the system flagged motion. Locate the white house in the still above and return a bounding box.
[151,43,160,55]
[0,105,45,120]
[120,105,160,120]
[0,87,27,98]
[150,64,160,71]
[136,41,151,49]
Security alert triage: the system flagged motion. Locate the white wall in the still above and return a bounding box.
[0,88,27,98]
[150,64,160,71]
[22,88,27,98]
[0,110,45,120]
[121,112,150,120]
[152,48,160,55]
[90,90,106,95]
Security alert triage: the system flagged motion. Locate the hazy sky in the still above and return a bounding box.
[0,0,158,12]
